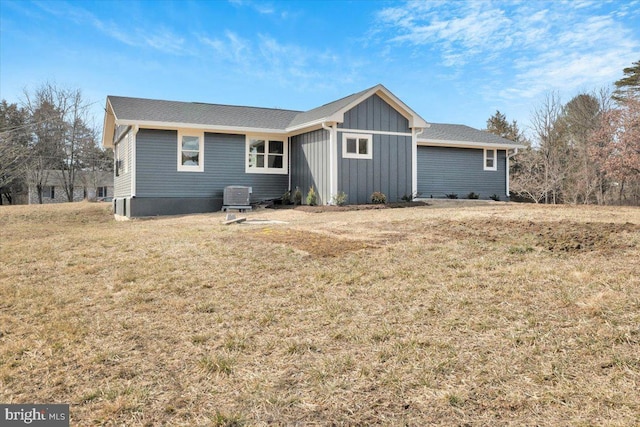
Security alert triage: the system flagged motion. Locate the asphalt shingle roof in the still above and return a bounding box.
[420,123,516,145]
[108,96,301,130]
[286,87,372,128]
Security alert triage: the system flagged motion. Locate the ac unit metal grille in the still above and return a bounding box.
[223,186,252,211]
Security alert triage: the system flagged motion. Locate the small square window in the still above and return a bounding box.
[342,133,372,159]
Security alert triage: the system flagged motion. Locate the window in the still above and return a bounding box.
[178,130,204,172]
[44,186,55,198]
[97,186,108,198]
[246,137,287,174]
[115,132,130,176]
[484,149,497,171]
[342,133,372,159]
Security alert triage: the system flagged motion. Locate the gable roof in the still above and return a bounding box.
[102,84,430,147]
[418,123,524,149]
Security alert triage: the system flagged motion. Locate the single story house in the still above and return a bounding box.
[102,84,523,217]
[28,170,113,204]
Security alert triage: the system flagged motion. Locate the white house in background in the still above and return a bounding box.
[28,170,113,204]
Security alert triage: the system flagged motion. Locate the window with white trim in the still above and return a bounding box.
[342,133,372,159]
[484,148,497,171]
[178,130,204,172]
[246,137,287,174]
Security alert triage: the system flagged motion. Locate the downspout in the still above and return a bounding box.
[288,136,292,191]
[131,125,139,197]
[412,127,425,199]
[506,147,519,198]
[322,122,337,204]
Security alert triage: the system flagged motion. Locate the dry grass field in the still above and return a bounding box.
[1,201,639,426]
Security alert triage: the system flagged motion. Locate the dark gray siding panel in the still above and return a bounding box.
[290,129,330,205]
[135,129,287,204]
[338,133,412,204]
[417,146,507,198]
[338,94,410,133]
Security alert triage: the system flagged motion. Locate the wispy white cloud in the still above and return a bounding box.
[376,1,640,102]
[199,30,361,90]
[33,1,189,55]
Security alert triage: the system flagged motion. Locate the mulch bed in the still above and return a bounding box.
[269,201,429,213]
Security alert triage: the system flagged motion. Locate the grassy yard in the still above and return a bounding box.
[1,201,639,426]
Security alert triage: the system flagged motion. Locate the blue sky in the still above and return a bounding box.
[1,0,639,141]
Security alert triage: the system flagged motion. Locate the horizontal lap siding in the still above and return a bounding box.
[114,129,132,197]
[417,146,506,198]
[135,129,287,202]
[291,129,330,205]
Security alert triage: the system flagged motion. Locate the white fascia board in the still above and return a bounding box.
[374,86,429,129]
[115,119,289,135]
[418,138,526,150]
[102,99,116,149]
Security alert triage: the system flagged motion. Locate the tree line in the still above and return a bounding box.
[0,83,113,204]
[486,60,640,205]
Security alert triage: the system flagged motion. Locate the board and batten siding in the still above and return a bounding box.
[338,94,410,133]
[135,129,287,202]
[290,129,330,205]
[417,146,507,199]
[113,129,132,198]
[338,133,412,204]
[334,94,413,204]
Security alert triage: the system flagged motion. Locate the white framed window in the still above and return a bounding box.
[245,136,287,174]
[178,130,204,172]
[342,133,372,159]
[484,148,497,171]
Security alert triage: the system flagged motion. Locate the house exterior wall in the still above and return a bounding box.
[337,134,413,204]
[119,129,288,216]
[417,146,507,199]
[338,94,411,132]
[335,94,413,204]
[114,129,132,198]
[290,129,330,205]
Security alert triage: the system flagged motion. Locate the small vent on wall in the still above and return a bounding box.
[222,186,252,212]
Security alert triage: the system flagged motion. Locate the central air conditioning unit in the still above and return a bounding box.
[222,186,252,212]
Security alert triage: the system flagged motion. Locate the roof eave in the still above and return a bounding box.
[114,119,289,135]
[418,138,526,150]
[102,98,116,149]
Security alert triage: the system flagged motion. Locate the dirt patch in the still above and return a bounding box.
[534,221,639,253]
[429,219,640,253]
[249,228,377,257]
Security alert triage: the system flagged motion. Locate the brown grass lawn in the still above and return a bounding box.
[1,201,639,426]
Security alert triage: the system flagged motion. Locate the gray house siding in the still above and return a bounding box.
[338,133,413,204]
[417,146,507,199]
[290,129,330,205]
[338,94,410,133]
[113,129,132,198]
[118,129,287,216]
[334,95,412,205]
